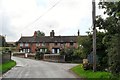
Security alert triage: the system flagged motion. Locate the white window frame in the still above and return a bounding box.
[40,49,42,52]
[28,49,30,53]
[36,43,40,46]
[45,49,47,52]
[57,49,59,53]
[25,43,29,47]
[20,43,23,47]
[52,49,54,53]
[42,43,45,46]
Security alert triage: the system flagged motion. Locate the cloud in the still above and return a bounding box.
[0,0,104,41]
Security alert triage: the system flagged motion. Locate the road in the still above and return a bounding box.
[2,57,79,78]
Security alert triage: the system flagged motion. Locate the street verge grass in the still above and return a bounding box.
[71,64,112,80]
[0,60,16,74]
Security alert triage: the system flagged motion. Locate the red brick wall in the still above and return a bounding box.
[16,43,20,51]
[31,43,36,53]
[17,42,78,53]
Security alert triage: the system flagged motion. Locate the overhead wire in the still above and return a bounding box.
[21,0,62,33]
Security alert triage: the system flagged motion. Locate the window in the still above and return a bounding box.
[36,43,40,46]
[28,49,30,53]
[45,49,47,52]
[20,43,23,47]
[40,48,47,52]
[40,49,42,52]
[25,43,29,47]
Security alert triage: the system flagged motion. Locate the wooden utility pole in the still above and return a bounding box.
[92,0,96,72]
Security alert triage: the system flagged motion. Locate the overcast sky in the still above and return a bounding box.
[0,0,104,42]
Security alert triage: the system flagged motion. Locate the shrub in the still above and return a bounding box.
[35,51,44,60]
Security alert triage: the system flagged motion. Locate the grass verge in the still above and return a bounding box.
[71,64,113,80]
[0,60,16,74]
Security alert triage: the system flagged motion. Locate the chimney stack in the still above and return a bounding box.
[34,31,37,38]
[50,30,55,37]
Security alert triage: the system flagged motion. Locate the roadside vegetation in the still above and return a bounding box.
[71,64,120,80]
[70,1,120,79]
[0,60,16,74]
[0,47,16,74]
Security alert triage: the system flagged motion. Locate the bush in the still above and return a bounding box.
[35,51,44,60]
[60,48,82,63]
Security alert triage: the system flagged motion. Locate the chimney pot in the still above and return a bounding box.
[50,30,55,37]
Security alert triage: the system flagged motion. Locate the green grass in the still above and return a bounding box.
[71,64,112,80]
[0,60,16,74]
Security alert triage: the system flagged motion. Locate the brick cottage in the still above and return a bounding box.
[16,30,80,54]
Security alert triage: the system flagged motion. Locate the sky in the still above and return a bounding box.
[0,0,105,42]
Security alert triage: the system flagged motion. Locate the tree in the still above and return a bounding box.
[96,1,120,74]
[36,30,45,37]
[0,35,7,47]
[78,35,92,59]
[78,31,107,70]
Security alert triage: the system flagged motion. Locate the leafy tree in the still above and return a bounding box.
[96,1,120,74]
[96,32,108,70]
[35,51,44,60]
[78,31,107,70]
[78,35,92,59]
[36,30,45,37]
[60,47,82,62]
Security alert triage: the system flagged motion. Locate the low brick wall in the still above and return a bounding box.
[13,52,65,62]
[13,52,35,59]
[13,52,25,58]
[43,54,65,62]
[27,54,35,59]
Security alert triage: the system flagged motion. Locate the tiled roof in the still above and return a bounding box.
[17,36,78,43]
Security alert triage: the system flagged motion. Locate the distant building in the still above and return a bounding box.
[7,42,16,47]
[16,30,80,53]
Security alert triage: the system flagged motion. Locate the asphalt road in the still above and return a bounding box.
[2,57,79,78]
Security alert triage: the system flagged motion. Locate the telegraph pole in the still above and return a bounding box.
[92,0,96,72]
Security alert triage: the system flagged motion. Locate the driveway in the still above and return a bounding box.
[2,57,79,78]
